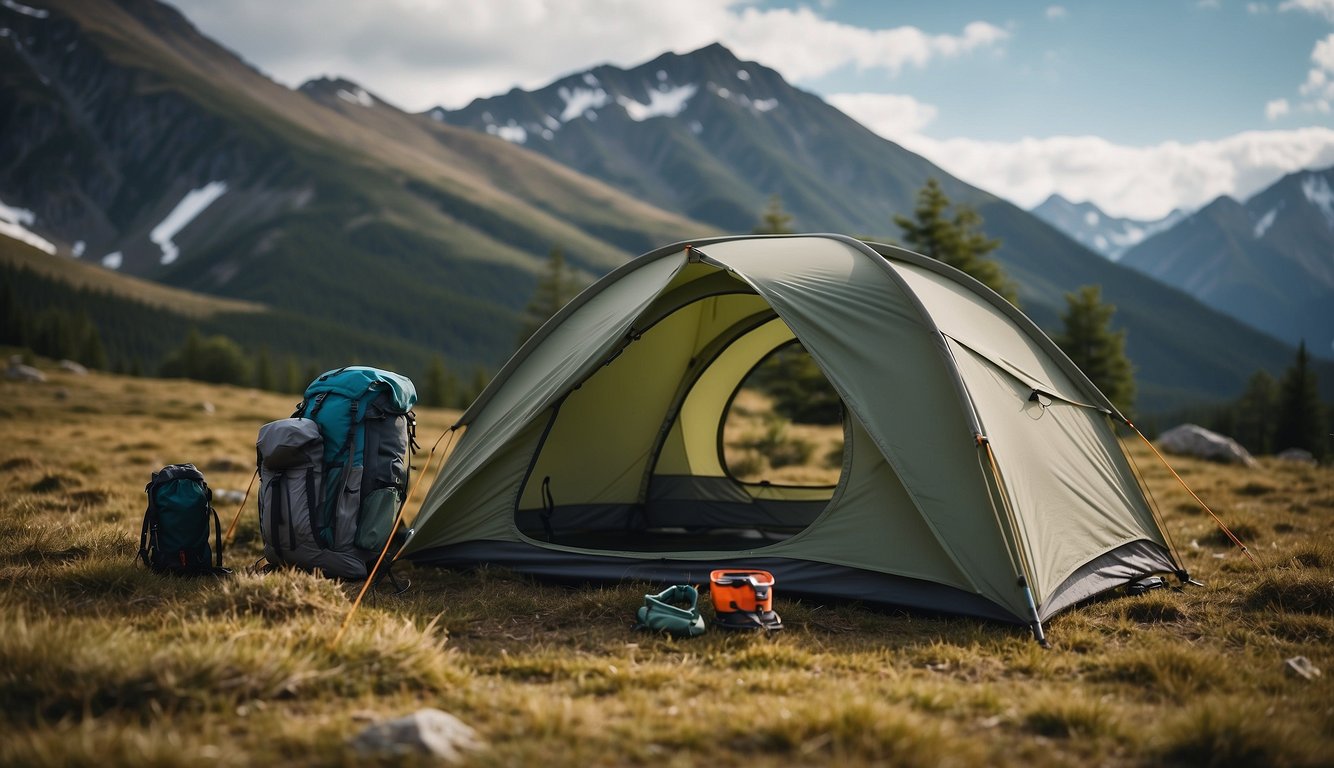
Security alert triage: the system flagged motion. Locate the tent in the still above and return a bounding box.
[400,235,1185,641]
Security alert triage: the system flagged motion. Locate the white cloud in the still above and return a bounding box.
[1296,34,1334,113]
[1045,5,1067,19]
[1247,2,1271,12]
[826,93,939,141]
[1266,98,1291,120]
[1197,0,1221,8]
[1279,0,1334,20]
[170,0,1007,110]
[834,98,1334,218]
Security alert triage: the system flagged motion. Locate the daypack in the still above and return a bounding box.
[138,463,225,575]
[257,366,417,579]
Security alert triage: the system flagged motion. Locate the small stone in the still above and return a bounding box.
[350,708,484,762]
[57,359,88,375]
[1275,448,1317,465]
[200,401,215,414]
[1285,656,1321,681]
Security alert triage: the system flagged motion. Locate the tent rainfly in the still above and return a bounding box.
[400,235,1187,642]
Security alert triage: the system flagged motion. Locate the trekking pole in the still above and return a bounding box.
[223,468,259,545]
[331,425,460,648]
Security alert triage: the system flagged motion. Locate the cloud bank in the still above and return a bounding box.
[172,0,1006,111]
[832,94,1334,218]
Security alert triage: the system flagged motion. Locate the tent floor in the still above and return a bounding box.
[526,527,799,552]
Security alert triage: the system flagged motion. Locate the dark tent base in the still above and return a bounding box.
[406,540,1026,624]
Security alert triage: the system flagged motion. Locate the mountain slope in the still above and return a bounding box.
[1120,167,1334,359]
[0,0,715,372]
[1031,194,1185,260]
[434,43,1332,411]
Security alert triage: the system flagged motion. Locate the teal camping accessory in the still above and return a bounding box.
[635,585,706,637]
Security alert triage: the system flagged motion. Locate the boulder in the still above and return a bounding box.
[1157,424,1256,467]
[350,708,483,762]
[1275,448,1317,465]
[57,359,88,375]
[6,356,45,383]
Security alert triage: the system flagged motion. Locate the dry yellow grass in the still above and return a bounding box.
[1,358,1332,767]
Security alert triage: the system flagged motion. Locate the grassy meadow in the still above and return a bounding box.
[1,359,1332,767]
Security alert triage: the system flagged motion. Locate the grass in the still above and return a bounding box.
[1,360,1332,766]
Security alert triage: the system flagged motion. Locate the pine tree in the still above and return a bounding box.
[254,346,276,391]
[894,178,1017,304]
[517,248,578,346]
[77,319,108,370]
[1054,285,1136,415]
[1233,370,1279,454]
[283,358,303,393]
[423,356,451,408]
[1274,341,1327,458]
[753,194,795,234]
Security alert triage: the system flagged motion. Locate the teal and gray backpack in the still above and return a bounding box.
[257,366,417,579]
[138,463,226,576]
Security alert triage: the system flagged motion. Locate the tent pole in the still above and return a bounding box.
[1018,575,1048,647]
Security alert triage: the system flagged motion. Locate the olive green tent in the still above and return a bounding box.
[401,235,1184,640]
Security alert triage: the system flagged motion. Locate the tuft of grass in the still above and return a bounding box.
[1120,592,1187,623]
[1022,692,1120,739]
[1234,481,1277,497]
[201,570,348,622]
[1092,645,1228,699]
[30,473,78,493]
[1155,698,1324,768]
[1246,571,1334,615]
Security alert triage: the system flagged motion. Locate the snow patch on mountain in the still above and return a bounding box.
[2,0,49,18]
[0,198,55,254]
[150,181,227,265]
[336,87,374,107]
[101,251,122,270]
[1301,173,1334,227]
[558,86,609,122]
[736,69,751,81]
[487,121,527,144]
[618,84,697,121]
[1253,207,1279,238]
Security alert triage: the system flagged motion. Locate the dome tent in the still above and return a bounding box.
[400,235,1184,642]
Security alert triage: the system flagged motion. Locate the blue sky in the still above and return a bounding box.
[173,0,1334,218]
[789,0,1330,144]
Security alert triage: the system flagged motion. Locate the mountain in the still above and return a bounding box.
[1120,166,1334,360]
[0,0,711,374]
[2,3,1328,412]
[432,43,1332,411]
[1030,194,1185,260]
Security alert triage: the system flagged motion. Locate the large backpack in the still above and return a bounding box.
[257,367,417,579]
[139,464,225,575]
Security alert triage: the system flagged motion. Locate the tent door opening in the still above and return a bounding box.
[512,289,847,552]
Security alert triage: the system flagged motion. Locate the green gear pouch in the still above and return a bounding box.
[635,585,706,638]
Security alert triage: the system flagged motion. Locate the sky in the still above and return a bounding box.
[170,0,1334,220]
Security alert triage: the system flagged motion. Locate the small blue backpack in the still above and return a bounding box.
[138,464,226,576]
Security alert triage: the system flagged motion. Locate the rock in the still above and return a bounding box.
[199,401,215,415]
[350,709,484,762]
[57,359,88,375]
[1285,656,1321,681]
[213,489,246,504]
[6,362,45,381]
[204,457,250,473]
[1275,448,1317,465]
[1157,424,1257,467]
